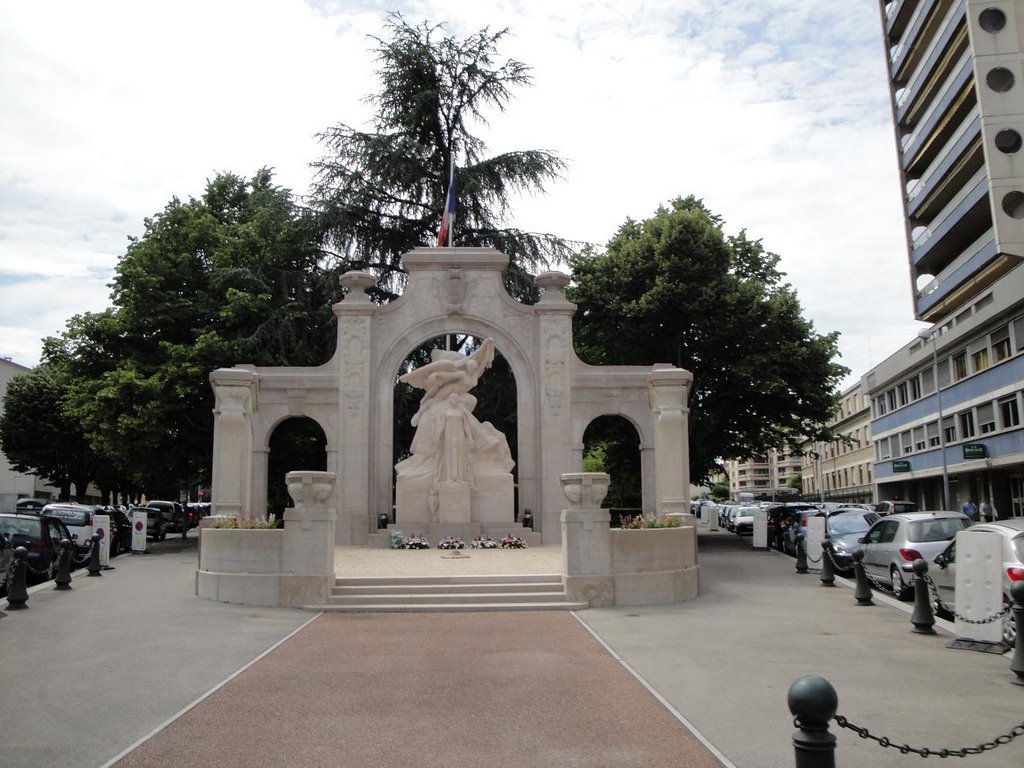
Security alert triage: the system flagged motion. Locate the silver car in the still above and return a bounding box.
[930,518,1024,646]
[859,511,970,600]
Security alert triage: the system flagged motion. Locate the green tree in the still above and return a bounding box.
[49,170,329,500]
[0,365,93,500]
[570,196,846,484]
[310,13,571,301]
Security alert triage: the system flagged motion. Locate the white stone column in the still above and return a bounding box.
[334,271,377,545]
[560,472,614,607]
[280,471,337,607]
[648,367,695,524]
[210,368,255,519]
[535,271,576,543]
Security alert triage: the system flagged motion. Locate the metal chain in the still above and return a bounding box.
[21,556,52,578]
[922,574,1010,625]
[860,568,900,597]
[835,713,1024,758]
[804,543,822,564]
[71,540,95,567]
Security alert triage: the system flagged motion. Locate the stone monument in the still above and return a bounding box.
[395,337,516,531]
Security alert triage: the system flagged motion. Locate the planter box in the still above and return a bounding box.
[196,528,285,607]
[609,526,698,606]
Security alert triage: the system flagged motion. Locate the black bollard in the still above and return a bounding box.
[795,537,809,574]
[788,675,838,768]
[86,533,103,577]
[910,558,936,634]
[54,538,73,590]
[852,548,874,606]
[819,540,835,586]
[1010,581,1024,686]
[6,547,30,610]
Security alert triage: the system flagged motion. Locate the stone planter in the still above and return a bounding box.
[196,528,285,607]
[609,526,698,606]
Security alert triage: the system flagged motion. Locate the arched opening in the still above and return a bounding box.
[582,415,642,527]
[392,332,519,521]
[266,416,327,521]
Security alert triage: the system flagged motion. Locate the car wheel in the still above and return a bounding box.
[890,566,911,601]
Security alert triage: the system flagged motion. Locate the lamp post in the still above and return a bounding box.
[918,328,951,509]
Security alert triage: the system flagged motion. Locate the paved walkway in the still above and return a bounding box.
[2,529,1023,768]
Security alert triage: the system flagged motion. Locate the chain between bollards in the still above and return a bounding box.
[788,675,838,768]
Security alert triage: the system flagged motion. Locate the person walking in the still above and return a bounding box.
[962,499,979,522]
[980,499,994,523]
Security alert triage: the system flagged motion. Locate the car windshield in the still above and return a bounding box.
[827,514,873,535]
[0,517,41,538]
[907,518,968,543]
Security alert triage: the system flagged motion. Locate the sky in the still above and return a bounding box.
[0,0,927,389]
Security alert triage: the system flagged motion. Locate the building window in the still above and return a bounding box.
[913,426,925,450]
[953,352,968,380]
[926,421,939,447]
[1013,315,1024,352]
[920,366,935,394]
[897,382,909,407]
[938,357,952,387]
[992,326,1011,362]
[901,430,913,454]
[886,389,897,411]
[978,402,996,434]
[943,415,957,444]
[1000,396,1021,428]
[958,410,976,439]
[971,347,989,372]
[877,440,891,461]
[909,375,922,401]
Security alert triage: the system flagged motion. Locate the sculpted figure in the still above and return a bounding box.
[396,338,514,520]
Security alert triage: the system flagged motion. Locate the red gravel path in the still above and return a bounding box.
[114,612,726,768]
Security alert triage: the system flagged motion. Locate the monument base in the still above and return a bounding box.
[437,481,472,523]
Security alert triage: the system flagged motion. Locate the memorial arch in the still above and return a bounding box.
[209,247,693,544]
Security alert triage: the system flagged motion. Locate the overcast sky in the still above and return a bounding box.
[0,1,926,388]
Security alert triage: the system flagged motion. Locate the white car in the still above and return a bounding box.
[39,503,95,554]
[732,506,758,535]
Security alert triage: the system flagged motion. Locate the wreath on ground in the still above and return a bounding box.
[500,535,528,549]
[437,536,465,549]
[471,536,498,549]
[404,534,431,549]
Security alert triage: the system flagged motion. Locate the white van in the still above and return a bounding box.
[39,503,95,553]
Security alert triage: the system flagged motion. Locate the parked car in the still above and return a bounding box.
[0,513,76,590]
[821,509,879,574]
[930,518,1024,646]
[14,498,49,513]
[146,501,189,533]
[724,506,740,532]
[130,505,166,541]
[859,511,970,599]
[732,506,758,536]
[874,500,918,516]
[40,503,95,555]
[777,504,821,556]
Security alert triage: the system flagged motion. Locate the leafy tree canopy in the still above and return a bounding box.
[569,196,847,484]
[310,12,572,301]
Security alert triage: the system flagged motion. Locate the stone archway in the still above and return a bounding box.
[209,247,693,545]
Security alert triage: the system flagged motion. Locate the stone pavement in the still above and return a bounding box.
[2,529,1022,768]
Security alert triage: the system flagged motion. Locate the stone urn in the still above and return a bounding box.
[560,472,611,508]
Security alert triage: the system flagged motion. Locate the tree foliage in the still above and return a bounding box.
[0,365,92,500]
[40,170,330,500]
[310,13,571,300]
[570,196,847,484]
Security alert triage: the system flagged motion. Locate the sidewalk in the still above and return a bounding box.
[1,529,1022,768]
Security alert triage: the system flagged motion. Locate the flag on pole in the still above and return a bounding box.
[436,160,457,247]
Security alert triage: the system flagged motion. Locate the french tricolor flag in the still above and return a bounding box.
[436,161,457,247]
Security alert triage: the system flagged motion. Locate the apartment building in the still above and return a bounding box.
[868,1,1024,516]
[0,357,60,510]
[801,382,875,504]
[726,451,802,501]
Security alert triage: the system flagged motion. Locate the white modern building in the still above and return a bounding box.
[868,1,1024,516]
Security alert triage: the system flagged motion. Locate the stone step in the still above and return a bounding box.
[315,572,585,613]
[307,601,590,613]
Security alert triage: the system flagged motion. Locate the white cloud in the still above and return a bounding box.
[0,0,924,388]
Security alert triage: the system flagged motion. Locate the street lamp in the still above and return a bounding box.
[917,327,951,509]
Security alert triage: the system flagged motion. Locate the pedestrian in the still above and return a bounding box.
[979,499,994,523]
[961,499,978,522]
